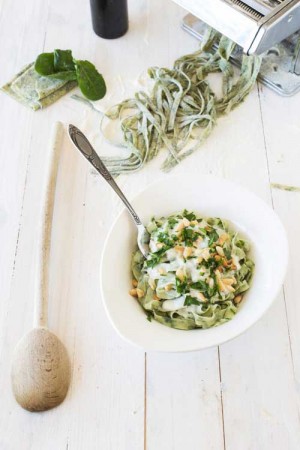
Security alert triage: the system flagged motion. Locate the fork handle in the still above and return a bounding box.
[68,124,142,226]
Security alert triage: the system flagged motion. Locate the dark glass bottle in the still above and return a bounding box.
[90,0,128,39]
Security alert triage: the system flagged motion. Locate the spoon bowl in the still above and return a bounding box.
[11,328,71,412]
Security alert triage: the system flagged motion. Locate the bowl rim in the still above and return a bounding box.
[100,174,289,352]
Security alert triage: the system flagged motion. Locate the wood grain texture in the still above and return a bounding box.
[35,122,64,328]
[0,0,299,449]
[11,328,71,412]
[11,122,71,413]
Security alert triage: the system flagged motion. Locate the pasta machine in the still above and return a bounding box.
[172,0,300,95]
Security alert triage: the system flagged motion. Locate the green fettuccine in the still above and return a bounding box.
[271,183,300,192]
[131,210,254,330]
[97,28,261,174]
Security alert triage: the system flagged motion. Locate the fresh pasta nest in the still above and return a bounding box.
[99,28,261,174]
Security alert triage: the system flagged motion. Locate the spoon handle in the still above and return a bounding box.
[68,124,142,226]
[34,122,63,328]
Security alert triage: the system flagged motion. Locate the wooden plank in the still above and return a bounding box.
[162,66,300,450]
[0,0,51,419]
[132,3,225,448]
[220,296,300,449]
[44,0,145,446]
[214,85,300,449]
[0,0,300,448]
[0,0,145,448]
[0,0,51,339]
[146,350,225,450]
[143,4,299,449]
[258,84,300,407]
[50,131,145,450]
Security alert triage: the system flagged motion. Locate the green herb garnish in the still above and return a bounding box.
[208,230,219,246]
[157,232,177,246]
[199,228,207,235]
[184,295,201,306]
[176,277,189,295]
[34,49,106,101]
[224,247,232,260]
[146,311,153,322]
[168,218,178,228]
[183,210,196,221]
[190,281,207,292]
[181,228,199,246]
[146,247,168,268]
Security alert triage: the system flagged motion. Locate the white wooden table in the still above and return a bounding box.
[0,0,300,448]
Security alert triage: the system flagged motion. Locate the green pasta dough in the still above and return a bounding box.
[1,63,77,110]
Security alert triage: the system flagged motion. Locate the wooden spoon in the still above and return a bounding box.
[11,122,71,412]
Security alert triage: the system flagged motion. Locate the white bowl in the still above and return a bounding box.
[100,175,288,352]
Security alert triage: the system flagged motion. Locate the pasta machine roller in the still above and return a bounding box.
[172,0,300,95]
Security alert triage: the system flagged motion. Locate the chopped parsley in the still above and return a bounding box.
[190,280,207,292]
[168,217,178,228]
[181,228,199,246]
[146,247,167,268]
[182,209,196,221]
[176,277,189,294]
[224,247,232,260]
[146,311,153,322]
[208,230,219,246]
[157,232,177,246]
[184,295,201,306]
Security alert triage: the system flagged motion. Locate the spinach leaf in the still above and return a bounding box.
[75,60,106,101]
[54,49,75,72]
[34,50,107,101]
[35,50,76,81]
[35,53,55,76]
[47,71,77,81]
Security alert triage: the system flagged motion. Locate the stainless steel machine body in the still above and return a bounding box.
[173,0,300,95]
